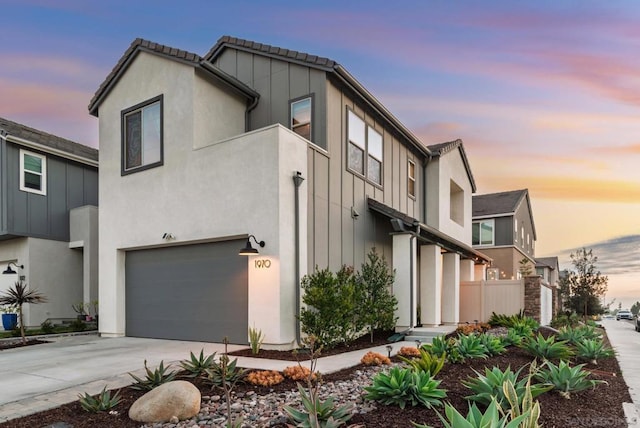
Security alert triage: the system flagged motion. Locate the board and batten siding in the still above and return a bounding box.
[0,139,7,234]
[3,142,98,241]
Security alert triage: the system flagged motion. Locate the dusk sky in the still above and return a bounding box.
[2,1,639,307]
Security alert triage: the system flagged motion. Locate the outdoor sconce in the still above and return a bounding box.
[386,345,393,358]
[415,339,422,349]
[239,235,265,256]
[2,262,24,275]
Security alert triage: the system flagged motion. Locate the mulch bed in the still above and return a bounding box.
[0,338,49,350]
[0,329,631,427]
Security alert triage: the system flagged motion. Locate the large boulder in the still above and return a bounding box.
[129,380,201,423]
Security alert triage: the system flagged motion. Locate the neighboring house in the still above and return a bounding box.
[89,36,489,347]
[536,256,561,315]
[0,117,98,329]
[472,189,536,280]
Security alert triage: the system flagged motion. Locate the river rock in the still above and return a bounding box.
[129,380,201,423]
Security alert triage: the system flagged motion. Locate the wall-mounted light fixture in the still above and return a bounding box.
[2,262,24,275]
[239,235,265,256]
[162,233,175,240]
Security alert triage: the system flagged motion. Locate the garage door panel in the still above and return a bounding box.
[125,240,248,344]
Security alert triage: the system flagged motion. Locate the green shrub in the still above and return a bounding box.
[78,386,121,412]
[574,338,614,365]
[129,360,177,391]
[70,319,87,332]
[556,326,587,344]
[534,360,606,399]
[40,320,55,334]
[365,367,447,409]
[462,365,552,408]
[423,336,463,364]
[400,348,446,376]
[284,383,354,428]
[478,333,506,356]
[520,333,573,361]
[248,326,265,355]
[456,334,490,360]
[180,349,216,378]
[550,312,580,328]
[488,312,539,331]
[502,328,526,347]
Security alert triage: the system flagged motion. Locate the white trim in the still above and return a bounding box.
[472,219,495,246]
[472,212,514,220]
[7,135,97,167]
[19,149,47,195]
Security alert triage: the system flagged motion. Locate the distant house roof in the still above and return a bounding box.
[88,38,259,117]
[0,116,98,165]
[472,189,537,239]
[536,257,559,270]
[206,35,432,157]
[427,139,477,192]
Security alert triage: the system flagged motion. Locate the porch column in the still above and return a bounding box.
[392,233,417,330]
[474,263,487,281]
[442,252,460,325]
[460,259,474,281]
[420,244,442,326]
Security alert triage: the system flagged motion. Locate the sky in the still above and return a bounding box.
[1,0,639,307]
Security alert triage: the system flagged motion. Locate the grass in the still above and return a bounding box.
[0,324,97,339]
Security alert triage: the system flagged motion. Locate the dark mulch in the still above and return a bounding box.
[0,338,49,350]
[0,330,631,428]
[228,330,395,360]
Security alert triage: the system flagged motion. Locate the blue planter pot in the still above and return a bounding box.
[2,313,17,330]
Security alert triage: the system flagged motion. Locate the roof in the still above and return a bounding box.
[206,35,432,157]
[472,189,528,217]
[536,257,559,270]
[89,38,259,116]
[427,139,477,192]
[0,116,98,163]
[367,197,491,264]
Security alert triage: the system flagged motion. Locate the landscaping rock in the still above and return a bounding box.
[129,380,201,423]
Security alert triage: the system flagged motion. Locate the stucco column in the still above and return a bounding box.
[442,252,460,325]
[420,244,442,326]
[392,233,416,330]
[474,263,487,281]
[460,259,474,282]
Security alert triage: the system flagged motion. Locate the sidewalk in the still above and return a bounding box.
[0,333,416,422]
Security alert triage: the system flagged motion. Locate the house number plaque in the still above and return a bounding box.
[254,259,271,269]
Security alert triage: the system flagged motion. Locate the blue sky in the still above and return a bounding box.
[2,0,640,306]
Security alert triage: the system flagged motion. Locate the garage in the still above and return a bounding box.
[125,239,248,344]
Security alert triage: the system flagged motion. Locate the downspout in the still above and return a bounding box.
[292,171,305,347]
[245,96,260,133]
[409,221,421,327]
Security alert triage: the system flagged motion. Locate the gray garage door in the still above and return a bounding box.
[125,239,248,344]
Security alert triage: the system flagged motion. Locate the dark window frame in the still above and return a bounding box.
[346,107,383,188]
[289,94,314,144]
[121,94,164,176]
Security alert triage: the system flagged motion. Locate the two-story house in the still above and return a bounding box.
[0,117,98,328]
[89,36,489,347]
[472,189,536,280]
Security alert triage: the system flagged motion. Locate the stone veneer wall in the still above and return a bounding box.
[523,275,543,322]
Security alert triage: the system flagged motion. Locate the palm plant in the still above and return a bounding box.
[0,281,47,343]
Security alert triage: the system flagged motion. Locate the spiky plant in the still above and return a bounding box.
[180,349,217,377]
[0,281,47,343]
[574,338,615,365]
[534,360,606,399]
[519,333,573,361]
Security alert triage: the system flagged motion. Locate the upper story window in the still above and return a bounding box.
[122,95,163,175]
[20,149,46,195]
[514,219,518,242]
[450,179,464,225]
[290,96,312,141]
[347,110,383,186]
[472,219,494,246]
[408,160,416,198]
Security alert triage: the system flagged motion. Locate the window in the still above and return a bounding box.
[122,95,163,174]
[290,97,312,141]
[450,179,464,225]
[514,219,518,242]
[408,160,416,198]
[20,149,46,195]
[472,219,494,246]
[347,110,383,186]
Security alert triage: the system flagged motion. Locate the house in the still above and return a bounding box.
[536,256,561,315]
[89,36,490,347]
[0,117,98,329]
[472,189,536,280]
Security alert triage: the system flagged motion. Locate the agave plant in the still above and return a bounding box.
[534,360,606,399]
[180,349,217,377]
[413,398,531,428]
[78,386,121,412]
[478,333,507,356]
[456,333,490,360]
[129,360,177,391]
[399,348,446,376]
[519,333,573,361]
[0,281,47,344]
[284,383,354,427]
[364,366,447,409]
[574,338,615,365]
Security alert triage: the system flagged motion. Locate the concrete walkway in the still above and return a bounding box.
[0,332,416,422]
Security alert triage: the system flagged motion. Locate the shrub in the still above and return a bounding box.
[246,370,284,387]
[520,333,573,361]
[489,312,539,331]
[365,367,447,409]
[574,338,614,365]
[129,360,177,391]
[478,333,506,356]
[462,365,552,408]
[284,365,317,381]
[423,335,463,364]
[456,333,489,360]
[534,360,606,399]
[70,319,87,332]
[360,351,391,366]
[78,386,121,412]
[400,348,445,377]
[40,320,55,334]
[248,326,265,355]
[550,312,580,328]
[398,346,421,358]
[502,328,526,347]
[556,325,601,344]
[180,349,216,378]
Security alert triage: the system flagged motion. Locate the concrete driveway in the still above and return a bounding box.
[0,333,246,420]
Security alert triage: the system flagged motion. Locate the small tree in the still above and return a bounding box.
[564,248,608,320]
[0,281,48,343]
[518,258,533,277]
[631,301,640,316]
[356,248,398,342]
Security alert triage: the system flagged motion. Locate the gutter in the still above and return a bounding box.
[5,135,98,168]
[292,171,305,347]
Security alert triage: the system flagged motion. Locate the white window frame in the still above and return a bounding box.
[408,159,416,198]
[472,219,495,246]
[514,219,518,242]
[19,149,47,195]
[347,109,383,187]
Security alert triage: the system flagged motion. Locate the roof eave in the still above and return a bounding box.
[4,135,98,167]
